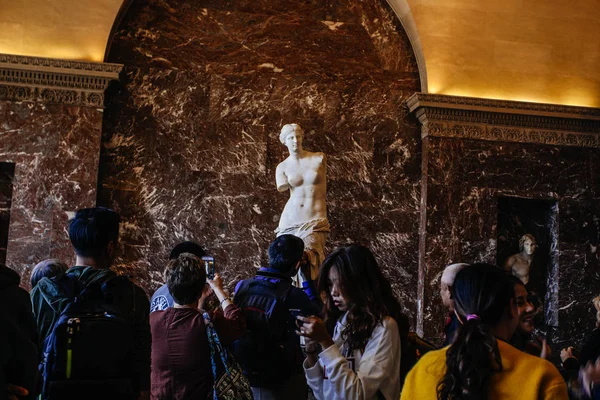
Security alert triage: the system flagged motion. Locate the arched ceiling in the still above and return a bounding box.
[0,0,599,107]
[388,0,600,107]
[0,0,123,61]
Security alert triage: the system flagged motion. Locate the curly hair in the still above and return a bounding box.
[165,253,206,305]
[437,263,514,400]
[317,244,408,352]
[519,234,536,251]
[279,123,304,144]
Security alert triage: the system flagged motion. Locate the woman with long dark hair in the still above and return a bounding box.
[297,244,408,400]
[401,263,567,400]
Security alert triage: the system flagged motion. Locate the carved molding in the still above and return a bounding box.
[0,53,123,108]
[407,93,600,148]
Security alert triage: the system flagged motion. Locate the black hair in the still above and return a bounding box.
[68,207,120,258]
[437,263,514,400]
[318,244,408,353]
[169,241,206,260]
[268,235,304,274]
[166,253,206,305]
[30,259,68,288]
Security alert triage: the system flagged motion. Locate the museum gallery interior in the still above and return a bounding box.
[0,0,598,348]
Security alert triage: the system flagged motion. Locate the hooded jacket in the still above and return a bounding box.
[30,265,151,395]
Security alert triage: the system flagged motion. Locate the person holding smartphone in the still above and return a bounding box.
[232,234,321,400]
[150,253,246,400]
[297,245,408,400]
[150,241,207,312]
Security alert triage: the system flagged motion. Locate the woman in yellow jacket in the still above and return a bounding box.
[401,263,568,400]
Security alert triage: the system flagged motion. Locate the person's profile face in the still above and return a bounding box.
[514,284,535,335]
[523,239,537,256]
[328,267,350,312]
[440,282,452,310]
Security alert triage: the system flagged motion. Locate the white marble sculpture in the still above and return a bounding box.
[275,123,329,281]
[504,233,537,285]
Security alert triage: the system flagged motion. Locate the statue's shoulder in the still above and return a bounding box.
[311,151,326,162]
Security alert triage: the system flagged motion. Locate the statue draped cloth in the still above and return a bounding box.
[275,218,330,281]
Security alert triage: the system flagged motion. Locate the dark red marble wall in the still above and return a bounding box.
[101,0,422,318]
[0,101,103,286]
[421,137,600,346]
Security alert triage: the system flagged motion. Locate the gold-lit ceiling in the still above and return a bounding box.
[389,0,600,107]
[0,0,122,61]
[1,0,599,107]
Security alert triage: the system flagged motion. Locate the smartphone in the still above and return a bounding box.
[202,256,215,279]
[289,309,305,328]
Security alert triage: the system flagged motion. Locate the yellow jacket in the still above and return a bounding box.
[401,339,568,400]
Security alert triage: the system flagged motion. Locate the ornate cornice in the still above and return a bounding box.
[407,93,600,148]
[0,53,123,108]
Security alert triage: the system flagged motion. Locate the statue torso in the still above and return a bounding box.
[277,151,327,228]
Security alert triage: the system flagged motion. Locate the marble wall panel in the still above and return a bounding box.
[102,0,421,320]
[0,100,102,286]
[421,137,600,347]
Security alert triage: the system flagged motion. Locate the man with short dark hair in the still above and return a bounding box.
[150,241,206,312]
[233,234,320,400]
[30,207,151,400]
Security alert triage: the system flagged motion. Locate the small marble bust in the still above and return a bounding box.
[504,234,537,285]
[274,123,329,281]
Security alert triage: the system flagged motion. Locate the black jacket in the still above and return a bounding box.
[0,265,39,399]
[0,265,37,346]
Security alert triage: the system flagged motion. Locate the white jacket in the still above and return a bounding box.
[303,313,401,400]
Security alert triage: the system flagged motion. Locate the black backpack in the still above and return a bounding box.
[232,273,300,387]
[40,274,137,400]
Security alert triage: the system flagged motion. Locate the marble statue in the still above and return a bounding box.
[504,234,537,285]
[275,123,329,281]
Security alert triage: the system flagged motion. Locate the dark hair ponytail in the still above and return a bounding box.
[437,264,513,400]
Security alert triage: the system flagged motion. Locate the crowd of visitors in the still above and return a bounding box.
[1,206,600,400]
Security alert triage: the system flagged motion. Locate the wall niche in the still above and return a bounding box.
[497,196,559,330]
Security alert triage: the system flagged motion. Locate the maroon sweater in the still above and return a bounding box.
[150,304,246,400]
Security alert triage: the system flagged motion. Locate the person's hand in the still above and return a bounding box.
[581,356,600,397]
[540,339,552,360]
[561,346,576,363]
[297,315,334,349]
[207,273,223,291]
[6,384,28,400]
[298,252,311,281]
[198,284,214,311]
[304,337,319,354]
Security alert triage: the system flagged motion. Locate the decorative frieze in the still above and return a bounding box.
[0,53,122,108]
[407,93,600,148]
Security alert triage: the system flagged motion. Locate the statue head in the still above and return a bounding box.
[279,123,304,153]
[519,234,537,256]
[440,263,468,311]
